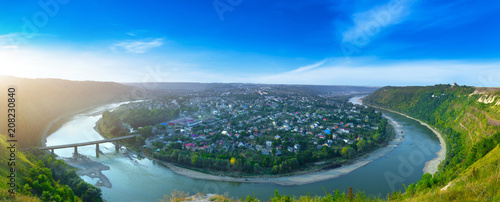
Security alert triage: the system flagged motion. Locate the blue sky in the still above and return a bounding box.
[1,0,500,86]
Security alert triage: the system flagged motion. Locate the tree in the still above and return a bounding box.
[138,125,153,138]
[253,163,261,173]
[341,147,356,159]
[373,132,381,143]
[357,140,367,152]
[271,165,279,174]
[230,157,236,166]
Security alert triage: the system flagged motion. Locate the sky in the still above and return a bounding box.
[1,0,500,86]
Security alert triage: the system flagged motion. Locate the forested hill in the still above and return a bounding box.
[364,84,500,201]
[0,77,134,147]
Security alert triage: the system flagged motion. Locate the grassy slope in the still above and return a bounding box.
[364,85,500,201]
[0,135,40,201]
[405,145,500,201]
[0,76,133,147]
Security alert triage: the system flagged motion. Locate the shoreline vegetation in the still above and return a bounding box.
[362,102,446,175]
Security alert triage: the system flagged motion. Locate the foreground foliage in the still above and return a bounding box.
[163,189,384,202]
[0,135,103,201]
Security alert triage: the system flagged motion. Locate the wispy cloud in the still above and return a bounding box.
[0,33,21,48]
[126,32,137,37]
[112,38,164,54]
[341,0,415,45]
[289,59,327,73]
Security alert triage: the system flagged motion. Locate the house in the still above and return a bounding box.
[184,143,198,151]
[205,145,215,153]
[317,145,323,150]
[275,149,282,156]
[343,139,355,144]
[275,135,281,140]
[255,145,263,151]
[238,142,245,147]
[294,144,301,150]
[287,147,295,152]
[266,141,273,147]
[249,135,255,139]
[262,148,271,155]
[235,134,240,138]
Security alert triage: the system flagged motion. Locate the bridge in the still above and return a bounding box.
[39,135,138,158]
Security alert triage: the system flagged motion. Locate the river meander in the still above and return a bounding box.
[45,99,440,201]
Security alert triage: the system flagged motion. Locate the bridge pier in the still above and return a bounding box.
[115,142,120,152]
[96,143,100,158]
[74,146,78,160]
[51,149,54,154]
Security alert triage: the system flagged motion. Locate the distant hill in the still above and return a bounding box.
[364,84,500,201]
[0,77,133,147]
[122,82,379,95]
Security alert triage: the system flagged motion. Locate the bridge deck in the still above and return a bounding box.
[39,135,137,150]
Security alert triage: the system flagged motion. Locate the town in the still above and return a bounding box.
[99,85,390,175]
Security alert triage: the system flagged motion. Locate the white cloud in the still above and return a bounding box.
[289,59,326,73]
[341,0,414,46]
[0,33,21,46]
[1,46,18,49]
[112,38,164,54]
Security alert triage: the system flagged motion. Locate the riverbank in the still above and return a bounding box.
[362,103,446,175]
[146,117,405,186]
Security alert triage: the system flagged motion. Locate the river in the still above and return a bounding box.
[45,98,441,201]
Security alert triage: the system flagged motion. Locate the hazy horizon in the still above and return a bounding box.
[1,1,500,87]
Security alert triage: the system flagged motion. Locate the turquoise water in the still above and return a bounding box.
[46,100,440,201]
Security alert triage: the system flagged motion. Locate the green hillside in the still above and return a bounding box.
[364,84,500,201]
[0,134,104,201]
[0,135,39,201]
